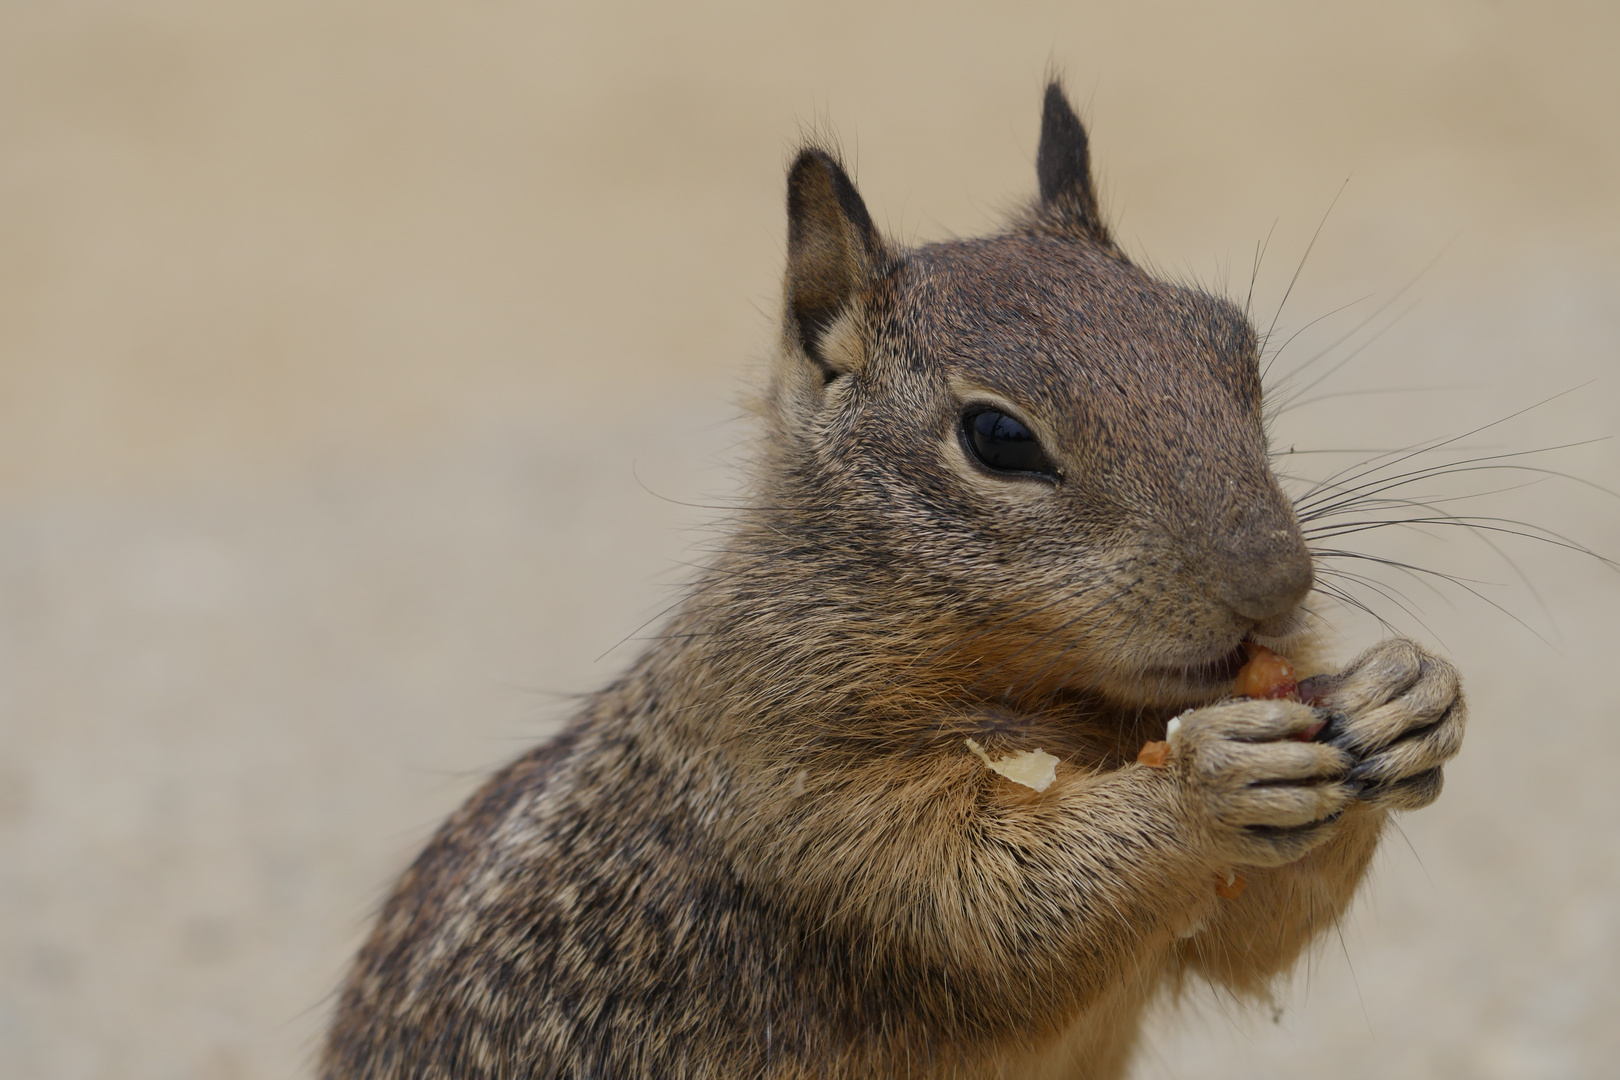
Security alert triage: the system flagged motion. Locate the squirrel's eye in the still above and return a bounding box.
[962,408,1057,477]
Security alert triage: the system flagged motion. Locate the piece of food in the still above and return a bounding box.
[1214,871,1247,899]
[1136,740,1172,767]
[965,738,1059,792]
[1234,643,1331,740]
[1137,717,1183,768]
[1232,641,1298,700]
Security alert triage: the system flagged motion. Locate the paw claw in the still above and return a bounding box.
[1312,638,1464,810]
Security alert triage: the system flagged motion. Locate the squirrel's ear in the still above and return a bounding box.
[1035,82,1112,247]
[785,148,891,376]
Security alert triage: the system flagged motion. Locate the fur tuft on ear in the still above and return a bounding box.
[785,148,892,379]
[1032,81,1115,249]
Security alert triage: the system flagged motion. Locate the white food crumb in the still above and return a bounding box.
[964,738,1059,793]
[1166,715,1183,741]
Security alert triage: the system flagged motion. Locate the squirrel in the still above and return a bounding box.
[320,82,1466,1079]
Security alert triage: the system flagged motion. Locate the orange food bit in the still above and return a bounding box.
[1232,642,1298,701]
[1214,872,1247,899]
[1136,740,1172,767]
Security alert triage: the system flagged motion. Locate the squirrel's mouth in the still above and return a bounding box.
[1121,639,1251,705]
[1189,640,1252,684]
[1087,627,1303,710]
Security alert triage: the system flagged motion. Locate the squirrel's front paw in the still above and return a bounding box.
[1317,638,1465,812]
[1174,699,1357,868]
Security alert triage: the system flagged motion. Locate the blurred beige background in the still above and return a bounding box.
[2,2,1617,1078]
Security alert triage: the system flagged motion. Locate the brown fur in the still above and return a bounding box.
[321,82,1465,1079]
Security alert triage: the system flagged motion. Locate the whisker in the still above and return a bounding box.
[1313,548,1551,646]
[1312,578,1402,637]
[1303,516,1606,559]
[1268,298,1422,418]
[1260,291,1373,383]
[1281,384,1478,413]
[1260,178,1350,368]
[1295,444,1615,519]
[1271,447,1408,456]
[1298,483,1610,633]
[1292,387,1600,508]
[1263,239,1450,393]
[1315,571,1436,639]
[1294,476,1551,518]
[1243,220,1278,321]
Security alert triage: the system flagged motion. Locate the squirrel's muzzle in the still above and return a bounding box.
[1209,504,1315,624]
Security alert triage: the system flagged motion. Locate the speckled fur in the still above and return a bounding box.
[321,83,1465,1079]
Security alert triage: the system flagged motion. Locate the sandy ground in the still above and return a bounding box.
[2,3,1618,1078]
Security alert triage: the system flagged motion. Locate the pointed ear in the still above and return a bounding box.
[1035,81,1113,247]
[785,148,891,377]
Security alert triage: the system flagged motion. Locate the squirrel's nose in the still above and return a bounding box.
[1212,517,1315,623]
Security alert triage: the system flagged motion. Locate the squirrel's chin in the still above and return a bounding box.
[1091,665,1243,711]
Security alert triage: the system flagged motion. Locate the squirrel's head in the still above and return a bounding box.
[758,82,1312,712]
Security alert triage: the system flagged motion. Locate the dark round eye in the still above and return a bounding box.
[962,408,1057,477]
